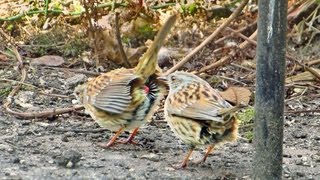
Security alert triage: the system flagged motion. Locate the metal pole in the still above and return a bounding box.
[253,0,287,179]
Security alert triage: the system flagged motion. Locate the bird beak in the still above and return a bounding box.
[157,76,168,82]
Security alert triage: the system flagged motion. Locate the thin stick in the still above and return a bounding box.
[3,46,27,113]
[226,29,320,81]
[115,12,131,68]
[198,29,257,74]
[5,105,85,119]
[53,128,109,133]
[164,0,249,76]
[284,109,320,114]
[45,67,100,76]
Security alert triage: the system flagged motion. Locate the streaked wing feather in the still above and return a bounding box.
[92,74,139,114]
[168,84,232,122]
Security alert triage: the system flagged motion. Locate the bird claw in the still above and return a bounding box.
[96,142,115,149]
[116,138,138,145]
[170,163,187,170]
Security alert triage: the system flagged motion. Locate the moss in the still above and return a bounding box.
[237,107,255,125]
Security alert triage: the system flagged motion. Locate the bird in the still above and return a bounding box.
[159,71,240,168]
[74,14,177,148]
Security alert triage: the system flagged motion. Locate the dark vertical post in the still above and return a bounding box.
[253,0,287,179]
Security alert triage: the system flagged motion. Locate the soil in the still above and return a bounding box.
[0,63,319,179]
[0,107,319,179]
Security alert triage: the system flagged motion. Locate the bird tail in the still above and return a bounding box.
[135,14,177,79]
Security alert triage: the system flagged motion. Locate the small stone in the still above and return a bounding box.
[65,74,87,88]
[66,161,74,168]
[292,130,307,139]
[295,159,303,165]
[283,153,292,158]
[48,160,54,164]
[296,172,305,177]
[55,150,81,168]
[140,153,160,162]
[12,157,20,163]
[129,153,137,158]
[64,132,76,137]
[165,166,175,171]
[61,136,69,142]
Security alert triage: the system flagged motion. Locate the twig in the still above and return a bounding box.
[230,63,255,72]
[286,55,320,81]
[5,105,85,119]
[1,46,85,119]
[44,67,100,76]
[115,12,131,68]
[53,127,108,133]
[227,27,257,45]
[294,59,320,70]
[164,0,249,76]
[227,26,320,82]
[284,109,320,114]
[198,29,257,74]
[3,46,27,114]
[215,75,248,86]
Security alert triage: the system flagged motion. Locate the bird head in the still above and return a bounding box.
[158,71,201,92]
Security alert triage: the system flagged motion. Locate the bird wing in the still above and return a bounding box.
[87,68,140,114]
[167,83,233,122]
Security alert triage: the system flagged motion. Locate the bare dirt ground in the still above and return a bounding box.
[0,108,319,179]
[0,50,320,179]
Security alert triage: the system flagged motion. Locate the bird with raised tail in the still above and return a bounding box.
[158,71,240,168]
[75,14,177,148]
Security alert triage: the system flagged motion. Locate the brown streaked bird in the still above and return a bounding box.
[75,14,177,148]
[159,71,240,168]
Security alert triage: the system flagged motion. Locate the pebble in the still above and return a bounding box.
[291,130,307,139]
[12,157,20,163]
[61,136,69,142]
[295,159,303,165]
[140,153,160,162]
[55,150,82,168]
[296,171,305,177]
[65,74,87,88]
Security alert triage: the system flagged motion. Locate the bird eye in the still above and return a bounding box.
[171,76,176,81]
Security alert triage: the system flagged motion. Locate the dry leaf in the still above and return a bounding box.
[219,87,252,106]
[285,68,320,83]
[31,55,64,66]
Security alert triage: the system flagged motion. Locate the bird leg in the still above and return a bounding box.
[174,148,194,169]
[117,127,139,145]
[97,127,124,148]
[194,145,214,164]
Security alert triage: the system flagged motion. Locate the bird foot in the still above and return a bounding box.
[96,142,115,149]
[170,163,188,170]
[116,138,138,145]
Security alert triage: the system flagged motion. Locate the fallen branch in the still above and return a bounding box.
[197,29,257,74]
[45,67,100,76]
[6,105,84,119]
[226,29,320,81]
[53,127,108,133]
[1,46,85,119]
[284,109,320,114]
[164,0,249,76]
[3,46,27,114]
